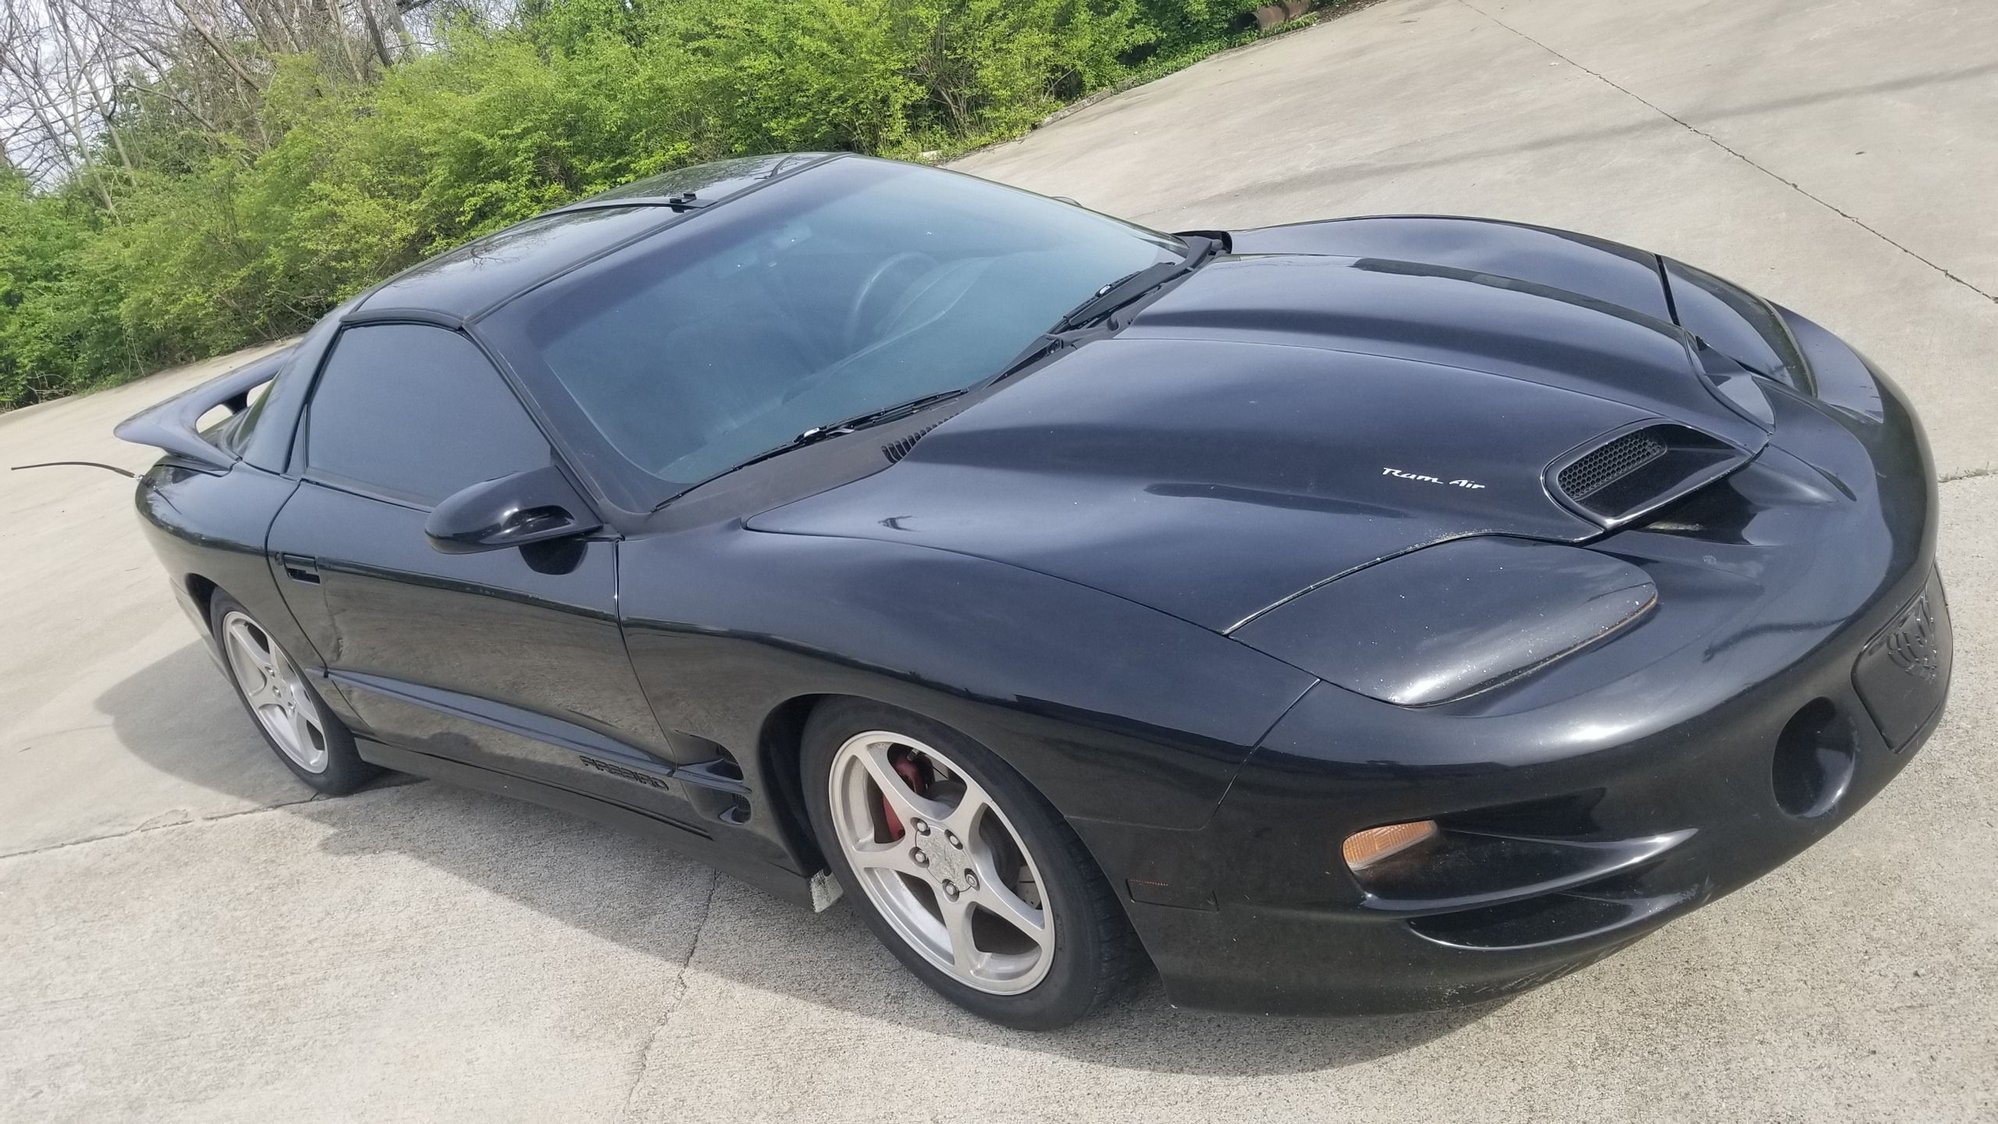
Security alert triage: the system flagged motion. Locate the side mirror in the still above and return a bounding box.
[425,465,603,554]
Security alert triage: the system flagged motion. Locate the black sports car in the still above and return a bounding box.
[118,153,1951,1029]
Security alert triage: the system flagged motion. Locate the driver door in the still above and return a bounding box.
[266,322,684,813]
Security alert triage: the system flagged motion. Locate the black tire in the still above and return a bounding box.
[801,698,1143,1029]
[207,591,378,796]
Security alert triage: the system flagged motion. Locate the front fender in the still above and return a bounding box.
[615,524,1317,830]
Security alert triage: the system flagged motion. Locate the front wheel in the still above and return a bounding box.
[801,699,1142,1029]
[210,593,378,795]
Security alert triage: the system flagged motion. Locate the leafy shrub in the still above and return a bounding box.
[0,0,1268,408]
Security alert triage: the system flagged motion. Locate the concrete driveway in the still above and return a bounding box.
[3,0,1994,1119]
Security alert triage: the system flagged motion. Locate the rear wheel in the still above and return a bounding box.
[801,699,1141,1029]
[209,593,377,795]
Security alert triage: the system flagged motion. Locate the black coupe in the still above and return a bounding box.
[119,153,1951,1029]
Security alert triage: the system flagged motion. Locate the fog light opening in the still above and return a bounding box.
[1771,698,1857,818]
[1343,819,1440,871]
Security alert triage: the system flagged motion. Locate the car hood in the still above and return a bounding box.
[748,248,1769,633]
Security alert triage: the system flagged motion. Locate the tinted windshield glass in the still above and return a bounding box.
[500,157,1181,489]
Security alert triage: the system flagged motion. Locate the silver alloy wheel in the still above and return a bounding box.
[829,730,1056,994]
[220,609,330,774]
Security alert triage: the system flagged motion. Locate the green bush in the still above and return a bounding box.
[0,0,1269,408]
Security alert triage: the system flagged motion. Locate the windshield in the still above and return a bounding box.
[496,156,1182,492]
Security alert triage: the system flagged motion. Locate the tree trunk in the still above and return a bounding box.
[322,0,368,81]
[356,0,394,69]
[166,0,265,90]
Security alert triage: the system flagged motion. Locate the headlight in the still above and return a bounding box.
[1232,536,1656,706]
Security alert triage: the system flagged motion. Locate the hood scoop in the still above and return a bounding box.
[1550,423,1748,529]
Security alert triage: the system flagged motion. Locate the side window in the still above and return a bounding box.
[305,324,550,506]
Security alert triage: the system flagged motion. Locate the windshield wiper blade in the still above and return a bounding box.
[791,389,968,444]
[653,389,970,510]
[982,333,1070,388]
[1043,236,1221,336]
[722,390,966,470]
[1045,260,1187,335]
[984,246,1216,389]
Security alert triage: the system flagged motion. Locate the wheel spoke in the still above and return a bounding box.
[855,740,951,827]
[846,838,926,879]
[955,784,1052,947]
[241,677,281,710]
[971,880,1050,949]
[290,708,322,761]
[222,619,275,700]
[939,892,979,974]
[226,619,274,673]
[941,778,1000,843]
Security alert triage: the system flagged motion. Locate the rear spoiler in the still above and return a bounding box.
[113,347,295,471]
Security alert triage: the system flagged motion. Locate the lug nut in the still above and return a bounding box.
[941,881,959,901]
[911,819,930,836]
[962,872,978,890]
[911,849,928,866]
[945,830,962,849]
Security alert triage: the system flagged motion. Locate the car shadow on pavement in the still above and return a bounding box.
[100,643,1500,1075]
[94,639,426,805]
[95,638,320,803]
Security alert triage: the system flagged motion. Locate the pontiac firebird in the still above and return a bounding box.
[117,153,1951,1029]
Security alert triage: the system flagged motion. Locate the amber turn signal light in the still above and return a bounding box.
[1342,820,1439,871]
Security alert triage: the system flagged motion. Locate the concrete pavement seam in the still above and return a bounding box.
[0,793,324,863]
[1456,0,1998,308]
[616,869,721,1121]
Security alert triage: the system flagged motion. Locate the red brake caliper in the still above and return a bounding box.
[880,752,927,840]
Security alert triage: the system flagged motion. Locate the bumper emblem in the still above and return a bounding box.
[1884,596,1940,682]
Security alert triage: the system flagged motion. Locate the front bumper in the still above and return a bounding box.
[1074,312,1953,1014]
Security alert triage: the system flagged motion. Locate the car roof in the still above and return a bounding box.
[352,152,838,320]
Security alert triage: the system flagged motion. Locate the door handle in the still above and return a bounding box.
[280,554,321,584]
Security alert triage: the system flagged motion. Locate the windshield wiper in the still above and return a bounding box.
[654,389,968,509]
[978,238,1222,392]
[790,389,968,444]
[1043,236,1221,336]
[982,333,1070,388]
[1045,261,1187,335]
[698,389,971,489]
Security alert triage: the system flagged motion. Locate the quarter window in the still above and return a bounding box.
[304,324,549,506]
